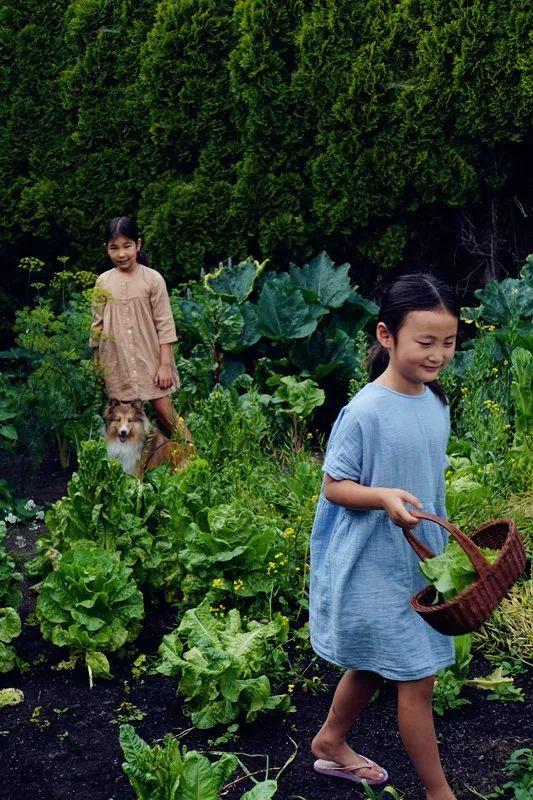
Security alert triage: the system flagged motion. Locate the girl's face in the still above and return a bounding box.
[106,235,141,272]
[377,308,458,390]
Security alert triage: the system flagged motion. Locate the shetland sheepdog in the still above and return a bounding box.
[102,399,191,478]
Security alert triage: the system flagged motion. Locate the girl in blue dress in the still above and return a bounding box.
[310,274,459,800]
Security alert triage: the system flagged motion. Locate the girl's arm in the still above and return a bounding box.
[323,474,422,527]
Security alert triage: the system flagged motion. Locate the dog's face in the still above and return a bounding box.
[103,399,146,443]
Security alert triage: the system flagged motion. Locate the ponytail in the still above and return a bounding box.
[137,250,150,267]
[366,342,389,381]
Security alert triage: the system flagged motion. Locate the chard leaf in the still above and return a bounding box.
[241,780,278,799]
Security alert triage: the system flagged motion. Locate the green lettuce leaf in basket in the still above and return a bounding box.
[419,540,499,603]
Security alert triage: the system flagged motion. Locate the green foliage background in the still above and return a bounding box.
[0,0,531,288]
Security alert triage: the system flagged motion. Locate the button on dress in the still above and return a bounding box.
[90,265,180,401]
[310,382,455,680]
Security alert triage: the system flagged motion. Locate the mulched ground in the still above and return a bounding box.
[0,453,531,800]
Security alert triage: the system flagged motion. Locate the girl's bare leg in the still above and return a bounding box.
[397,676,456,800]
[311,669,386,781]
[150,395,192,443]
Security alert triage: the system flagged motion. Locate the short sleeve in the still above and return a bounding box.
[150,272,177,345]
[322,405,363,482]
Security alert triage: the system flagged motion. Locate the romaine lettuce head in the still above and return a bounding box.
[155,599,290,728]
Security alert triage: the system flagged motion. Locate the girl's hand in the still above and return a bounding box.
[379,488,422,528]
[154,364,173,389]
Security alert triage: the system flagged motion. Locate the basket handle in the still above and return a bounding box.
[402,510,492,579]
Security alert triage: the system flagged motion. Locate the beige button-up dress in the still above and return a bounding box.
[90,265,180,401]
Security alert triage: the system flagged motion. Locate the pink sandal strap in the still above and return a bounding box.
[333,756,376,773]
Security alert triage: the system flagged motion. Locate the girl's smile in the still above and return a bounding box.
[375,308,458,394]
[106,234,141,273]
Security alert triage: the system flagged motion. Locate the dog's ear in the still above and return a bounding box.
[130,399,144,414]
[104,398,120,417]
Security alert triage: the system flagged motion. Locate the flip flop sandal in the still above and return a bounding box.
[314,756,389,785]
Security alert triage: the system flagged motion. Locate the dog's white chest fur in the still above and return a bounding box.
[106,438,145,476]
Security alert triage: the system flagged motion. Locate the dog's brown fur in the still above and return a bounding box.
[103,399,191,478]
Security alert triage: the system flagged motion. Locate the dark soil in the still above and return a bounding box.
[0,454,531,800]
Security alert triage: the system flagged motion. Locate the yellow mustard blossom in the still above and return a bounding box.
[311,494,319,502]
[233,579,245,591]
[287,683,295,693]
[282,527,295,538]
[212,578,225,589]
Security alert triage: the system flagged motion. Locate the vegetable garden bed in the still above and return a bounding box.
[0,458,531,800]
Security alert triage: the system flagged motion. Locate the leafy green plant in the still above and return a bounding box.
[433,634,473,716]
[36,546,144,686]
[419,540,499,603]
[28,439,182,589]
[267,375,324,450]
[485,747,533,800]
[510,347,533,475]
[0,606,22,674]
[155,599,290,728]
[0,688,24,708]
[10,280,103,470]
[120,723,237,799]
[0,521,22,610]
[119,723,278,799]
[433,634,524,715]
[0,520,23,673]
[467,665,524,702]
[170,253,377,410]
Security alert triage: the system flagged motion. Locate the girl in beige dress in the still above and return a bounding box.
[90,216,190,440]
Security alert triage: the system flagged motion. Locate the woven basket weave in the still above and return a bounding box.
[402,510,527,636]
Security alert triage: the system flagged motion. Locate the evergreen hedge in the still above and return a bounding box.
[0,0,530,288]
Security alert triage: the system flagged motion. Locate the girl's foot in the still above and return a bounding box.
[311,732,386,782]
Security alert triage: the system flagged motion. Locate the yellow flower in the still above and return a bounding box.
[282,527,295,538]
[211,578,225,588]
[233,579,245,591]
[311,494,318,502]
[287,683,295,693]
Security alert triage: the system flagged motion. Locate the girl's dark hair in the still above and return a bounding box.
[104,216,150,266]
[366,273,460,405]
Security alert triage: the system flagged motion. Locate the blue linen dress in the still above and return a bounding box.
[310,382,455,680]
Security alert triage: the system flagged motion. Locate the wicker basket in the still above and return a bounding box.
[402,510,527,636]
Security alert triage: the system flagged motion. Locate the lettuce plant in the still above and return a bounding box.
[0,521,22,610]
[119,724,278,799]
[0,606,22,674]
[0,521,23,673]
[29,439,182,589]
[36,546,144,685]
[155,599,290,728]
